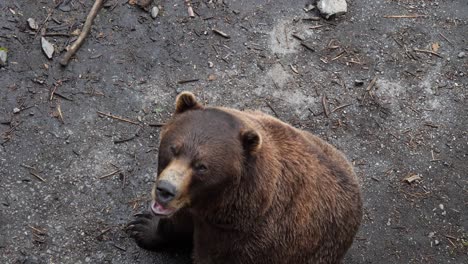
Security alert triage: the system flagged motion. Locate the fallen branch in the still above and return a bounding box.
[60,0,104,66]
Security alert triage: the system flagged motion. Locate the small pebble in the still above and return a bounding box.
[439,204,444,210]
[150,6,159,19]
[434,240,440,246]
[208,61,214,68]
[13,107,20,114]
[0,48,7,66]
[27,18,38,30]
[458,51,465,59]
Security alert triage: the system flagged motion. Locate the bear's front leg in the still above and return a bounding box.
[127,212,165,251]
[127,209,194,251]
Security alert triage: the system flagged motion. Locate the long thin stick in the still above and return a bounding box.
[96,111,140,125]
[413,48,443,58]
[383,15,426,18]
[60,0,103,66]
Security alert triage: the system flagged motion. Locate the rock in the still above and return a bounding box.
[150,6,159,18]
[0,48,7,67]
[434,239,440,246]
[58,0,72,12]
[304,4,315,12]
[27,18,38,30]
[458,51,465,59]
[41,37,54,59]
[13,108,20,114]
[317,0,347,19]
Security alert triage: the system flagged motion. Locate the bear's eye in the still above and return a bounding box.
[169,145,178,155]
[194,163,207,173]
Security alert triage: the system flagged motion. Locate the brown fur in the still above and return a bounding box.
[129,92,362,264]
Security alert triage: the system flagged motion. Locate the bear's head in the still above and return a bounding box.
[150,92,262,218]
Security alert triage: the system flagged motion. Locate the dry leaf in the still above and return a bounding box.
[431,42,440,53]
[404,174,422,184]
[208,74,216,81]
[71,29,81,36]
[128,0,137,5]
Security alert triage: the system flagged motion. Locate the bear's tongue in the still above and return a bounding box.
[151,201,176,216]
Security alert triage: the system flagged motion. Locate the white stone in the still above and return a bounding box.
[41,37,54,59]
[317,0,347,19]
[27,18,38,30]
[0,49,7,66]
[151,6,159,19]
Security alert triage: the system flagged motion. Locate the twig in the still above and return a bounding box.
[331,103,353,113]
[439,33,453,45]
[331,50,346,61]
[29,225,47,235]
[366,76,378,91]
[30,171,46,182]
[309,25,324,29]
[212,29,230,39]
[148,123,165,127]
[114,135,136,144]
[383,15,427,18]
[413,48,442,58]
[96,111,140,125]
[21,164,38,170]
[98,169,121,179]
[43,33,70,37]
[60,0,104,66]
[50,85,58,101]
[33,10,53,40]
[177,79,199,84]
[265,101,279,118]
[430,150,441,162]
[321,95,329,118]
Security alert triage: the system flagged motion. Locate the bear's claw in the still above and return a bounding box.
[127,211,163,251]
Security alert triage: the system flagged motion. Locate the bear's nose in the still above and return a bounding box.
[156,180,177,205]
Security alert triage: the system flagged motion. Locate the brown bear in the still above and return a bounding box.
[128,92,362,264]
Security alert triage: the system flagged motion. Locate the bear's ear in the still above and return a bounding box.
[175,92,204,114]
[240,129,262,153]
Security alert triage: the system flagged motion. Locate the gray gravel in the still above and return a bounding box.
[0,0,467,263]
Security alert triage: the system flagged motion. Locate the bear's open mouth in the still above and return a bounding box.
[151,200,176,216]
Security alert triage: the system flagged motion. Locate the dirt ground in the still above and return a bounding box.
[0,0,467,263]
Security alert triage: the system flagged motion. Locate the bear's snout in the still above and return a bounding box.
[156,180,177,205]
